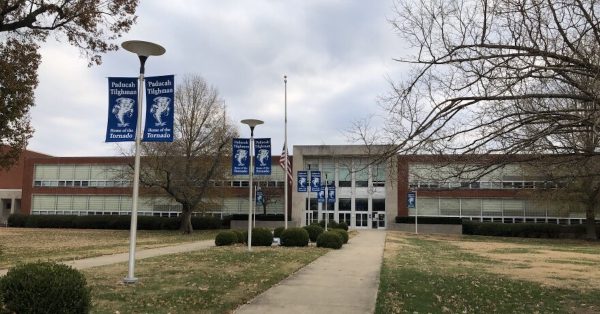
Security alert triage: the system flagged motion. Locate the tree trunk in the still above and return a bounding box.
[180,207,193,234]
[585,204,597,240]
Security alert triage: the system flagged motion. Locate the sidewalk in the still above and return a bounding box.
[235,230,387,314]
[0,240,214,276]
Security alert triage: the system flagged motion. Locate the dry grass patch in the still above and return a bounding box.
[446,237,600,290]
[85,245,328,313]
[377,231,600,313]
[0,228,218,268]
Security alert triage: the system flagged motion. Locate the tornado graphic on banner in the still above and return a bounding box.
[144,75,175,142]
[297,171,308,192]
[232,138,250,175]
[327,184,336,204]
[310,171,321,192]
[254,138,271,175]
[106,77,138,142]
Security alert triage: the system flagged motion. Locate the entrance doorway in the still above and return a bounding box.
[356,213,369,228]
[371,212,386,229]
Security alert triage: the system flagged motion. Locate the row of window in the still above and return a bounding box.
[33,179,386,189]
[409,181,565,190]
[409,197,588,218]
[34,180,131,188]
[305,198,386,212]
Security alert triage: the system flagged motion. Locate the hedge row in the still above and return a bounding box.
[395,216,463,225]
[462,221,600,239]
[229,214,289,221]
[7,213,223,230]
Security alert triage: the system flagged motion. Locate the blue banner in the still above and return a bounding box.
[407,191,416,209]
[106,77,138,142]
[297,171,308,192]
[256,188,264,205]
[143,75,175,142]
[327,184,336,204]
[254,138,271,175]
[232,138,250,175]
[318,185,325,203]
[310,171,321,192]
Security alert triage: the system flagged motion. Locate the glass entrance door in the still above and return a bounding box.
[372,212,385,229]
[356,213,369,228]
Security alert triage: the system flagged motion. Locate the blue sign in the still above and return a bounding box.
[327,184,336,204]
[256,189,264,205]
[106,77,138,142]
[232,138,250,175]
[317,185,325,203]
[143,75,175,142]
[407,191,416,209]
[310,171,321,192]
[254,138,271,175]
[297,171,308,192]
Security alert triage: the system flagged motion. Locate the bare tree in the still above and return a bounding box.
[0,1,138,168]
[354,0,600,238]
[138,75,238,234]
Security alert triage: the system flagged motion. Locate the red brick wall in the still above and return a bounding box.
[0,149,50,189]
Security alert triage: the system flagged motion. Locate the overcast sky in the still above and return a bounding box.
[28,0,407,157]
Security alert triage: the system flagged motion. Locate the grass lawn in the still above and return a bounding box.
[377,232,600,314]
[0,227,219,269]
[85,245,328,313]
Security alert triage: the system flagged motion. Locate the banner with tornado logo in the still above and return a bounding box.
[143,75,175,142]
[106,77,138,142]
[254,138,272,175]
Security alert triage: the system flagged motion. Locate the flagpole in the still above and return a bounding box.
[284,75,288,229]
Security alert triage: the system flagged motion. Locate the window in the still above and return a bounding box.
[373,164,386,187]
[355,198,368,211]
[339,198,351,211]
[338,160,352,187]
[373,199,385,212]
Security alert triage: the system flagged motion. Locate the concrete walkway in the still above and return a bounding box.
[0,240,214,276]
[235,230,387,314]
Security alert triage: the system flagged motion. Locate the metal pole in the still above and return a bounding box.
[325,173,328,231]
[415,189,418,234]
[248,127,255,251]
[284,75,288,229]
[124,56,146,284]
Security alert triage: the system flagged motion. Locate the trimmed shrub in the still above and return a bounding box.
[232,230,245,243]
[138,216,168,230]
[336,221,349,231]
[273,226,285,238]
[303,224,324,242]
[280,228,309,247]
[7,213,27,227]
[461,221,598,239]
[7,214,225,231]
[192,216,222,230]
[318,220,348,230]
[396,216,463,225]
[215,231,238,246]
[251,227,274,246]
[230,214,287,221]
[0,261,91,314]
[316,231,343,249]
[331,228,349,244]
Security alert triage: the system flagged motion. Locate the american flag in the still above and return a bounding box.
[280,144,293,185]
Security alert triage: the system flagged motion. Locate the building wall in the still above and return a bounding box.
[21,155,291,217]
[291,145,397,228]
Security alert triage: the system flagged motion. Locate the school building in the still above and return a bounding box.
[0,145,591,228]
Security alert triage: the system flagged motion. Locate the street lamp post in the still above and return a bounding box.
[241,119,264,251]
[121,40,165,284]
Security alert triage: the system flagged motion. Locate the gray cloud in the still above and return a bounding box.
[28,0,405,156]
